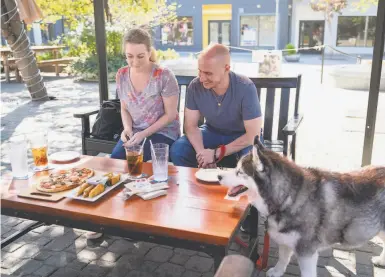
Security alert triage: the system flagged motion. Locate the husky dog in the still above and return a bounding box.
[218,140,385,277]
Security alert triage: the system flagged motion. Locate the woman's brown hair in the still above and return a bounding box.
[122,28,157,63]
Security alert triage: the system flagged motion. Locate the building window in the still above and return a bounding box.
[161,16,193,46]
[240,15,275,47]
[337,16,376,47]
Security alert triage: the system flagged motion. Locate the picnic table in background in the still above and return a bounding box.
[0,45,74,82]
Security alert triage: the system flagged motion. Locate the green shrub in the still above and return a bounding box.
[285,43,297,56]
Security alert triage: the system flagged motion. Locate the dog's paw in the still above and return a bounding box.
[266,267,285,277]
[372,255,385,267]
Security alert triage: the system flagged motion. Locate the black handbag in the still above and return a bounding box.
[91,100,123,141]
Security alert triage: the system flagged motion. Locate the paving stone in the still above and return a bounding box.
[11,244,41,259]
[49,267,81,277]
[107,263,136,277]
[41,226,69,239]
[145,247,173,263]
[1,226,11,236]
[126,270,154,277]
[185,256,213,273]
[332,249,355,260]
[374,265,385,277]
[118,254,144,270]
[181,270,201,277]
[2,242,25,253]
[67,259,90,271]
[43,252,77,267]
[91,259,116,269]
[65,237,88,254]
[2,217,24,227]
[12,259,43,276]
[12,220,37,231]
[33,265,57,277]
[170,253,190,265]
[80,262,110,277]
[1,256,22,269]
[31,225,50,234]
[32,250,54,262]
[77,247,108,261]
[140,261,161,273]
[100,251,121,262]
[154,262,185,277]
[107,239,136,255]
[201,272,214,277]
[285,264,301,276]
[197,252,211,258]
[356,250,373,266]
[356,264,374,276]
[174,248,197,256]
[43,232,79,252]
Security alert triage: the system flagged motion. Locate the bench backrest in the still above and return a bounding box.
[250,75,301,142]
[175,75,302,142]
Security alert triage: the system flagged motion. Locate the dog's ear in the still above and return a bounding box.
[252,145,264,172]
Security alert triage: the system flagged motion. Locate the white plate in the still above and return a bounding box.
[195,168,223,183]
[66,173,129,202]
[50,151,80,163]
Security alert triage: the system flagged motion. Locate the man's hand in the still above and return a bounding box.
[196,149,215,168]
[126,131,146,146]
[121,129,133,143]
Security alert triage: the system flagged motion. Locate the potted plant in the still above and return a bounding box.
[284,43,301,62]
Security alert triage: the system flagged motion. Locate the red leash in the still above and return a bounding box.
[256,230,270,270]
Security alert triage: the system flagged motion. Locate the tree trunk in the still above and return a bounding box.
[1,0,48,100]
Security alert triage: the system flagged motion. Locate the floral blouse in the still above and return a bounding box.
[116,64,181,141]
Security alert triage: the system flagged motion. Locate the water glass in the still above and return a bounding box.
[9,135,29,179]
[151,143,169,182]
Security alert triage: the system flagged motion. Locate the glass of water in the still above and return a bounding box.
[9,135,29,179]
[151,143,169,182]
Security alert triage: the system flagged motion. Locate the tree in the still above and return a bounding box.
[1,0,48,100]
[310,0,347,21]
[352,0,379,11]
[36,0,179,31]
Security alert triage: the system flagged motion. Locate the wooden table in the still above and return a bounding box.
[0,45,66,82]
[1,156,249,269]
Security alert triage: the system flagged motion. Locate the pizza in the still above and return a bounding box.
[36,168,94,193]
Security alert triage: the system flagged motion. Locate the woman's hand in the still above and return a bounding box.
[126,131,147,146]
[121,129,133,143]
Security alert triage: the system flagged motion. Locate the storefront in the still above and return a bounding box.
[154,0,292,52]
[291,0,379,55]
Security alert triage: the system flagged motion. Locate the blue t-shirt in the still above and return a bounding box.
[186,71,262,135]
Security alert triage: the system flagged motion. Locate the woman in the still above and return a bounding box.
[111,28,180,161]
[86,28,180,240]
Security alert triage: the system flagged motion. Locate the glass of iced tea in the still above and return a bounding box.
[29,132,48,170]
[125,144,143,177]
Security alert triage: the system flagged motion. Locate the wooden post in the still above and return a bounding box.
[54,50,59,76]
[2,53,10,82]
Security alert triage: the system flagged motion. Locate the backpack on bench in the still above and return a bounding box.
[91,100,123,142]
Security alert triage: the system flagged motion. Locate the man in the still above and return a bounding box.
[170,43,262,168]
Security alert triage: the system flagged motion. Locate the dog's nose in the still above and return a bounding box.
[217,175,222,181]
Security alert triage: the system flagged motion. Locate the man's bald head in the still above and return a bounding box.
[199,43,230,65]
[197,43,231,91]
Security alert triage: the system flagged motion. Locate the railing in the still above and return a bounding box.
[192,44,363,84]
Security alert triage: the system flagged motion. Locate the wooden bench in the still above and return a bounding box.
[1,57,21,82]
[74,75,303,161]
[37,57,76,76]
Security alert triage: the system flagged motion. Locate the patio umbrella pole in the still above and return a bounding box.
[0,0,48,100]
[362,0,385,166]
